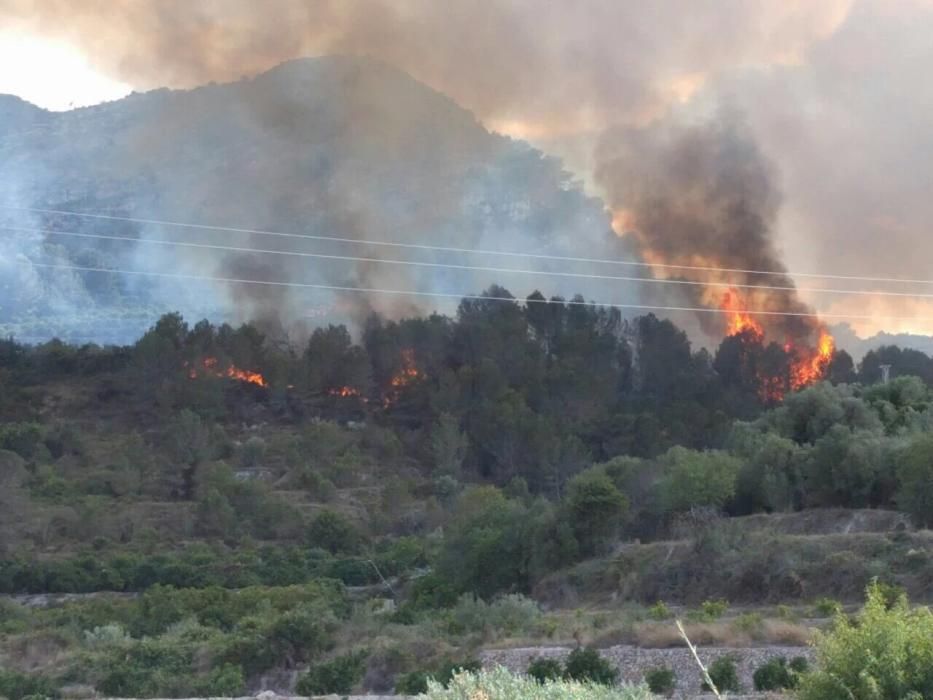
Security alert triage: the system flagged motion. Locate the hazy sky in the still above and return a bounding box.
[3,0,933,336]
[0,31,129,109]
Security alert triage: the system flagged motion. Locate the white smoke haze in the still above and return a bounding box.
[2,0,932,342]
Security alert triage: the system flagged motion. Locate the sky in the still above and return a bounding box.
[0,31,129,109]
[2,0,933,337]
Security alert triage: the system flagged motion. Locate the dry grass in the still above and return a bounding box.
[633,619,813,648]
[760,619,813,646]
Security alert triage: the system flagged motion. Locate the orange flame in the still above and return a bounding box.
[383,349,423,406]
[720,289,765,340]
[719,289,833,402]
[390,349,422,389]
[789,330,835,391]
[328,386,362,398]
[185,357,267,387]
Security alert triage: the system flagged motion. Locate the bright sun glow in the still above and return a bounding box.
[0,32,131,110]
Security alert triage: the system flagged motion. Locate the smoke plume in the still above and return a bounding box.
[595,113,819,344]
[10,0,933,344]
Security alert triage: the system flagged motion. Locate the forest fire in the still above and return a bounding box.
[721,290,765,340]
[383,349,423,407]
[719,289,834,402]
[185,357,268,387]
[328,386,362,398]
[390,349,422,389]
[789,330,835,391]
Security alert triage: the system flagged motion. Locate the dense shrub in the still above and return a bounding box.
[307,510,363,554]
[647,601,671,620]
[445,594,542,637]
[702,655,739,693]
[563,647,618,686]
[798,583,933,700]
[812,597,843,617]
[424,667,652,699]
[395,670,430,694]
[527,657,563,683]
[688,598,728,622]
[753,656,808,691]
[0,670,59,700]
[644,666,676,695]
[295,651,367,695]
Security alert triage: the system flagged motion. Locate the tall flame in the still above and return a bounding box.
[721,289,765,340]
[789,330,835,391]
[719,289,833,401]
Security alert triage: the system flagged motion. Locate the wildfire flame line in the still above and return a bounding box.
[326,349,423,405]
[185,357,268,387]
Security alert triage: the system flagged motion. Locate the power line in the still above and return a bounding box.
[8,224,933,302]
[4,204,932,287]
[17,259,933,326]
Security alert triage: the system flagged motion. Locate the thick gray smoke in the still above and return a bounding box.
[9,1,932,343]
[595,114,820,344]
[0,58,645,342]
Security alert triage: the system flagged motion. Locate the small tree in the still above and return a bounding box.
[753,656,808,691]
[307,510,362,554]
[797,583,933,700]
[527,657,562,684]
[296,651,367,695]
[563,647,618,686]
[658,447,740,516]
[644,666,676,695]
[897,433,933,527]
[431,412,467,478]
[565,469,629,556]
[702,655,739,693]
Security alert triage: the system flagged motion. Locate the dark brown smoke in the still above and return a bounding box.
[595,113,820,344]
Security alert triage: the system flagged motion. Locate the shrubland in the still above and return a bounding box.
[3,296,933,695]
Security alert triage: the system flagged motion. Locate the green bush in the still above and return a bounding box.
[295,651,367,695]
[527,657,563,683]
[445,594,542,637]
[0,422,43,459]
[700,598,728,620]
[0,670,58,700]
[812,597,843,617]
[396,670,430,694]
[797,583,933,700]
[644,666,676,695]
[96,638,194,697]
[702,655,739,693]
[647,601,671,621]
[686,597,728,622]
[563,647,618,686]
[193,663,245,696]
[434,658,482,686]
[424,666,652,699]
[307,509,363,554]
[753,656,808,691]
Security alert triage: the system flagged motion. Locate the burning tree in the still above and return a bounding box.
[715,289,834,402]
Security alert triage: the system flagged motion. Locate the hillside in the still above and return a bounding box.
[0,56,639,344]
[2,301,933,697]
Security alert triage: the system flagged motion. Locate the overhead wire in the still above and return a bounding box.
[16,259,933,326]
[4,204,933,286]
[5,224,933,302]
